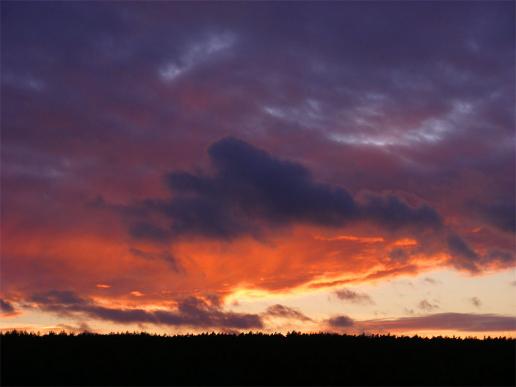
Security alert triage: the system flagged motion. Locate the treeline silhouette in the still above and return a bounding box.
[1,331,515,386]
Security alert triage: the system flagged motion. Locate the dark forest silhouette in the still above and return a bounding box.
[1,331,515,386]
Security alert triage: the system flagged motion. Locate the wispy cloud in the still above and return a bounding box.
[417,299,439,312]
[159,32,236,81]
[264,304,312,321]
[360,313,516,332]
[334,289,374,305]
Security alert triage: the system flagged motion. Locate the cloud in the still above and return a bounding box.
[470,297,481,308]
[0,299,16,315]
[31,290,84,307]
[129,137,443,240]
[445,233,513,272]
[334,289,374,305]
[474,200,515,233]
[30,291,263,330]
[163,137,357,237]
[423,277,439,285]
[327,315,355,328]
[264,304,312,321]
[56,322,93,333]
[446,234,481,272]
[388,248,411,263]
[417,299,439,312]
[130,247,182,272]
[358,192,443,231]
[361,313,516,332]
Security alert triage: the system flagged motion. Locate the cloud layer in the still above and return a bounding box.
[361,313,516,333]
[30,291,263,330]
[1,1,514,334]
[129,137,443,241]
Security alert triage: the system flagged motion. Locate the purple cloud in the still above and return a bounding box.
[334,289,374,305]
[362,313,516,332]
[30,291,263,330]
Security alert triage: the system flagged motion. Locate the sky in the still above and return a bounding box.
[1,1,515,337]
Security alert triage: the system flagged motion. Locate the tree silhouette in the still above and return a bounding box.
[1,331,514,386]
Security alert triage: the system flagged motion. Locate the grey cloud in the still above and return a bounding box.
[327,315,355,328]
[335,289,374,305]
[264,304,312,321]
[470,297,481,308]
[417,299,439,312]
[1,1,512,299]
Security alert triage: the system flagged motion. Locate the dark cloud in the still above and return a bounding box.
[446,234,480,272]
[358,192,442,231]
[327,315,355,328]
[362,313,516,332]
[30,291,263,330]
[474,200,515,233]
[264,304,312,321]
[334,289,374,305]
[0,299,16,315]
[31,290,85,307]
[164,137,357,237]
[131,137,443,240]
[485,249,515,265]
[417,299,439,312]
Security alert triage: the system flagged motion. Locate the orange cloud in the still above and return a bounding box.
[314,235,385,243]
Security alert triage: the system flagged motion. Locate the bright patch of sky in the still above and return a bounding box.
[159,32,236,82]
[228,268,516,322]
[330,100,475,147]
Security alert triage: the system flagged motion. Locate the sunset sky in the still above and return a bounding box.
[1,1,515,337]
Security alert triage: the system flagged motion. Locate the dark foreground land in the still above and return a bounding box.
[1,331,515,386]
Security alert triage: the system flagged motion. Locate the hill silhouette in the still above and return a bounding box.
[1,331,515,386]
